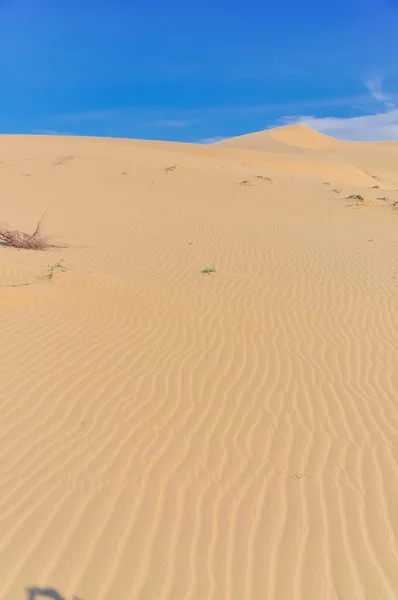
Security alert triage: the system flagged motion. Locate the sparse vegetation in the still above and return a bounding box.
[372,185,380,189]
[254,175,273,182]
[165,165,177,172]
[53,155,74,167]
[47,262,66,281]
[346,194,365,202]
[201,267,216,274]
[292,472,312,480]
[0,211,64,250]
[377,197,388,201]
[333,189,342,194]
[239,180,252,186]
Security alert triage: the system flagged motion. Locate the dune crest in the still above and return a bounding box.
[265,123,336,149]
[217,123,336,151]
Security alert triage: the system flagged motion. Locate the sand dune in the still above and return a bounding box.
[1,127,398,599]
[218,123,337,151]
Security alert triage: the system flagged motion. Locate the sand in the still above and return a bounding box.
[1,125,398,599]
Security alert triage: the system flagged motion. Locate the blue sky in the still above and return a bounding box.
[0,0,398,142]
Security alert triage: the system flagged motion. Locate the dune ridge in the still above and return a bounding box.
[1,128,398,599]
[218,123,337,151]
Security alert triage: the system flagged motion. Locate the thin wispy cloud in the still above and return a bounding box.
[153,120,196,128]
[280,110,398,142]
[365,76,387,102]
[278,77,398,142]
[198,136,229,144]
[31,128,67,136]
[364,76,395,109]
[53,94,373,132]
[37,78,398,143]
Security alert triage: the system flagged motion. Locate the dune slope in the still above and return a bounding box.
[218,123,337,151]
[1,129,398,599]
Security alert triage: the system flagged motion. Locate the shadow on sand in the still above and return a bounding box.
[26,588,65,600]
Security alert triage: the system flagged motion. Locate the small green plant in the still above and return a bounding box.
[201,267,216,274]
[165,165,177,172]
[47,262,65,281]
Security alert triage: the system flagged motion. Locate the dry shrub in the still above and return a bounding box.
[346,194,365,202]
[0,211,64,250]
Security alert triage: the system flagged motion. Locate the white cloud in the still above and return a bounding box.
[44,82,398,143]
[31,128,67,135]
[55,95,370,127]
[281,111,398,141]
[152,120,196,128]
[364,76,395,110]
[277,77,398,142]
[365,76,387,102]
[198,136,229,144]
